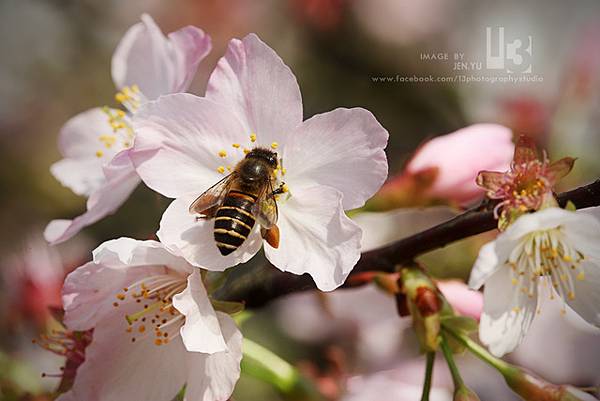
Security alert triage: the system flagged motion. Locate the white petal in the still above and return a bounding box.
[44,154,139,245]
[158,195,263,271]
[479,267,538,357]
[131,94,248,198]
[264,186,362,291]
[111,14,210,99]
[353,206,457,252]
[563,210,600,260]
[57,107,117,158]
[173,270,227,353]
[206,33,303,147]
[52,107,120,197]
[63,297,188,401]
[566,259,600,327]
[51,157,106,198]
[184,312,243,401]
[502,207,574,241]
[468,242,502,290]
[579,206,600,221]
[283,108,388,210]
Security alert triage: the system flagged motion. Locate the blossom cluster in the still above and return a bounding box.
[44,14,390,401]
[40,13,600,401]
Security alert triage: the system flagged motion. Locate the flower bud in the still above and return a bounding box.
[399,265,443,351]
[503,368,597,401]
[454,385,481,401]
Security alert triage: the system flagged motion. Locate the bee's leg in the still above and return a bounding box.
[261,225,280,249]
[271,182,286,196]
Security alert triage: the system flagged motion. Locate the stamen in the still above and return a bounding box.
[507,227,585,314]
[250,133,257,142]
[218,150,227,158]
[217,166,226,174]
[271,142,279,149]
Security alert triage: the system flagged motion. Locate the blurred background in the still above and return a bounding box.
[1,0,600,400]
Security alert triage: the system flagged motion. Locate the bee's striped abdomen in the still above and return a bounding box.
[214,190,256,255]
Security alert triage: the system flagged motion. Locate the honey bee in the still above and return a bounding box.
[189,148,284,255]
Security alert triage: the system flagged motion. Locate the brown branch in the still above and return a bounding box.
[222,179,600,308]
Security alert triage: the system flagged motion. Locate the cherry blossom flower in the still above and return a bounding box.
[45,14,211,245]
[477,135,575,230]
[469,206,600,357]
[131,34,388,291]
[375,124,514,208]
[58,238,242,401]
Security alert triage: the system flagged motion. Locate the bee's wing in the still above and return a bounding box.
[188,173,236,217]
[252,179,279,229]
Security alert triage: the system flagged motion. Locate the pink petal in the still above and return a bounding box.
[206,33,303,147]
[157,195,263,271]
[60,293,188,401]
[264,186,362,291]
[283,108,389,210]
[131,94,248,198]
[184,312,243,401]
[44,152,139,245]
[437,280,483,320]
[111,14,211,100]
[407,124,514,204]
[63,239,173,330]
[173,270,227,353]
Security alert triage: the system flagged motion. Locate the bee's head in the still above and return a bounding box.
[246,147,278,168]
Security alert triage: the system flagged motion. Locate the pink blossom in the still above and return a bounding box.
[399,124,514,205]
[59,238,242,401]
[45,14,211,245]
[130,34,388,291]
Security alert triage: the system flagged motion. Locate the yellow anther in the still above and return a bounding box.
[115,93,127,103]
[218,150,227,158]
[99,134,117,148]
[131,84,140,93]
[154,339,163,346]
[511,278,518,285]
[243,148,251,155]
[577,271,585,281]
[250,133,257,142]
[116,294,126,301]
[226,165,232,172]
[281,168,287,176]
[562,255,572,262]
[217,166,225,174]
[282,184,289,193]
[96,150,104,158]
[512,306,521,313]
[138,325,146,333]
[271,142,279,149]
[232,143,241,149]
[568,291,575,300]
[116,109,126,118]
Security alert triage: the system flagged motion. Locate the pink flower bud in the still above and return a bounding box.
[406,124,514,205]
